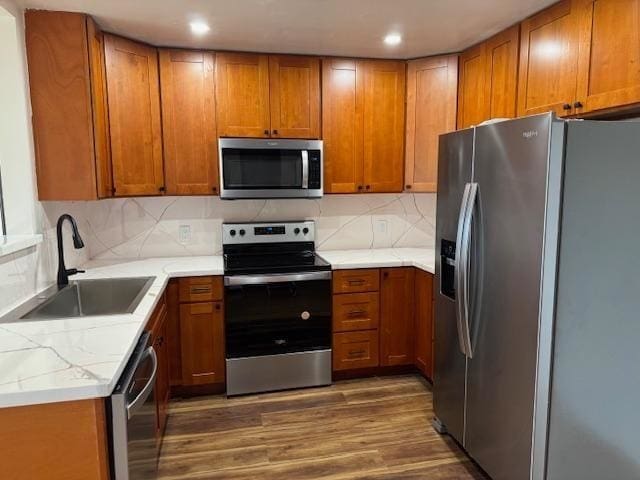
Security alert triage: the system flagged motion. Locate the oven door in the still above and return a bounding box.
[218,139,322,199]
[224,271,331,358]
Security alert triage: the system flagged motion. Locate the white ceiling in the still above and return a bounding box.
[17,0,557,59]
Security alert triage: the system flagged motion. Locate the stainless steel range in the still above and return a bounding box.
[222,221,332,396]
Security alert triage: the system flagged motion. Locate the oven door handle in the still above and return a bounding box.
[126,346,157,420]
[224,271,331,286]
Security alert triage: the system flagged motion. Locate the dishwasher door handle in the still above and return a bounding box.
[126,346,157,420]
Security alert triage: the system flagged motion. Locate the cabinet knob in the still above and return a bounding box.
[357,185,363,191]
[383,271,389,279]
[215,303,221,310]
[159,186,166,193]
[562,103,572,111]
[406,185,412,189]
[272,129,279,135]
[212,186,217,193]
[574,101,584,109]
[264,129,269,135]
[365,185,371,190]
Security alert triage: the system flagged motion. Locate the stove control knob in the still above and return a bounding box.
[303,227,309,235]
[294,228,301,235]
[239,229,246,236]
[229,229,236,236]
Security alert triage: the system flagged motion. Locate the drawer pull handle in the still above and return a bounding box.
[348,280,365,285]
[190,286,212,294]
[348,349,366,356]
[347,309,366,317]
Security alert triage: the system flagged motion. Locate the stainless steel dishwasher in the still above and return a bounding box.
[108,331,158,479]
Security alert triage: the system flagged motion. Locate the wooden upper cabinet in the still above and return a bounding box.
[575,0,640,114]
[484,25,520,120]
[25,11,112,200]
[104,34,164,196]
[160,50,219,195]
[269,55,321,138]
[457,43,487,129]
[380,268,415,366]
[215,52,271,137]
[322,58,364,193]
[518,0,580,117]
[362,60,406,193]
[405,55,458,192]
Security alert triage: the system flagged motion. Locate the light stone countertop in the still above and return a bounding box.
[0,248,433,409]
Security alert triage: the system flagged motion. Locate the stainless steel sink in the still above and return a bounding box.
[18,277,155,320]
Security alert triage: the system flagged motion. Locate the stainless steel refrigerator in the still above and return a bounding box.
[433,113,640,480]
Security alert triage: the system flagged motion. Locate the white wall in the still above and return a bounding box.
[0,0,38,235]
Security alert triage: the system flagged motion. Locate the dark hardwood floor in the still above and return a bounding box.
[158,375,486,479]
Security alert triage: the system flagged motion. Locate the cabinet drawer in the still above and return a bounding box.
[178,276,223,303]
[333,269,380,294]
[333,292,379,332]
[333,330,379,371]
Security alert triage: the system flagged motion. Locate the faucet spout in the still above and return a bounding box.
[57,214,85,287]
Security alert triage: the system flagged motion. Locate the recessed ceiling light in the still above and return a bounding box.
[190,21,210,35]
[384,33,402,46]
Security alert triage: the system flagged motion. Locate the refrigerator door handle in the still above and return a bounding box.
[460,182,478,359]
[454,183,472,356]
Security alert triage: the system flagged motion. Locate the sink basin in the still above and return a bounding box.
[19,277,155,319]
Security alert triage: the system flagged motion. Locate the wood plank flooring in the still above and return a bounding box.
[158,375,487,480]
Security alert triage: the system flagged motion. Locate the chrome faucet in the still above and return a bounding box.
[56,214,85,287]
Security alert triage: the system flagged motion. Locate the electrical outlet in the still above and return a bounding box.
[376,219,388,233]
[178,224,192,244]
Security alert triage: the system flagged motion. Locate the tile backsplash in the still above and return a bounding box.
[42,193,437,260]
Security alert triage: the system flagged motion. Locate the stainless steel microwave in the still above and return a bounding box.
[218,138,323,199]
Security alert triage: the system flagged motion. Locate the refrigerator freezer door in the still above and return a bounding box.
[433,128,474,444]
[546,121,640,479]
[465,114,553,480]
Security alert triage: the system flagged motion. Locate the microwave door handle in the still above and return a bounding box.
[301,150,309,189]
[126,347,158,420]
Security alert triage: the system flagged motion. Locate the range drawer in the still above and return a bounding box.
[178,276,223,303]
[332,269,380,294]
[333,292,379,332]
[333,330,379,371]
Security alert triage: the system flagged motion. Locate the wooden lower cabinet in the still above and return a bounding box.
[380,268,416,366]
[179,301,225,385]
[147,292,170,443]
[0,399,110,479]
[333,330,380,370]
[414,269,434,378]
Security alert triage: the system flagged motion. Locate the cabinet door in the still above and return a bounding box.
[166,279,182,386]
[380,268,415,366]
[25,11,103,201]
[405,55,458,192]
[484,25,520,120]
[362,60,406,193]
[414,270,434,378]
[153,309,169,438]
[104,34,164,196]
[180,301,225,385]
[86,18,113,199]
[575,0,640,114]
[215,52,270,137]
[269,55,320,139]
[160,50,219,195]
[457,43,487,129]
[518,0,580,117]
[321,58,365,193]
